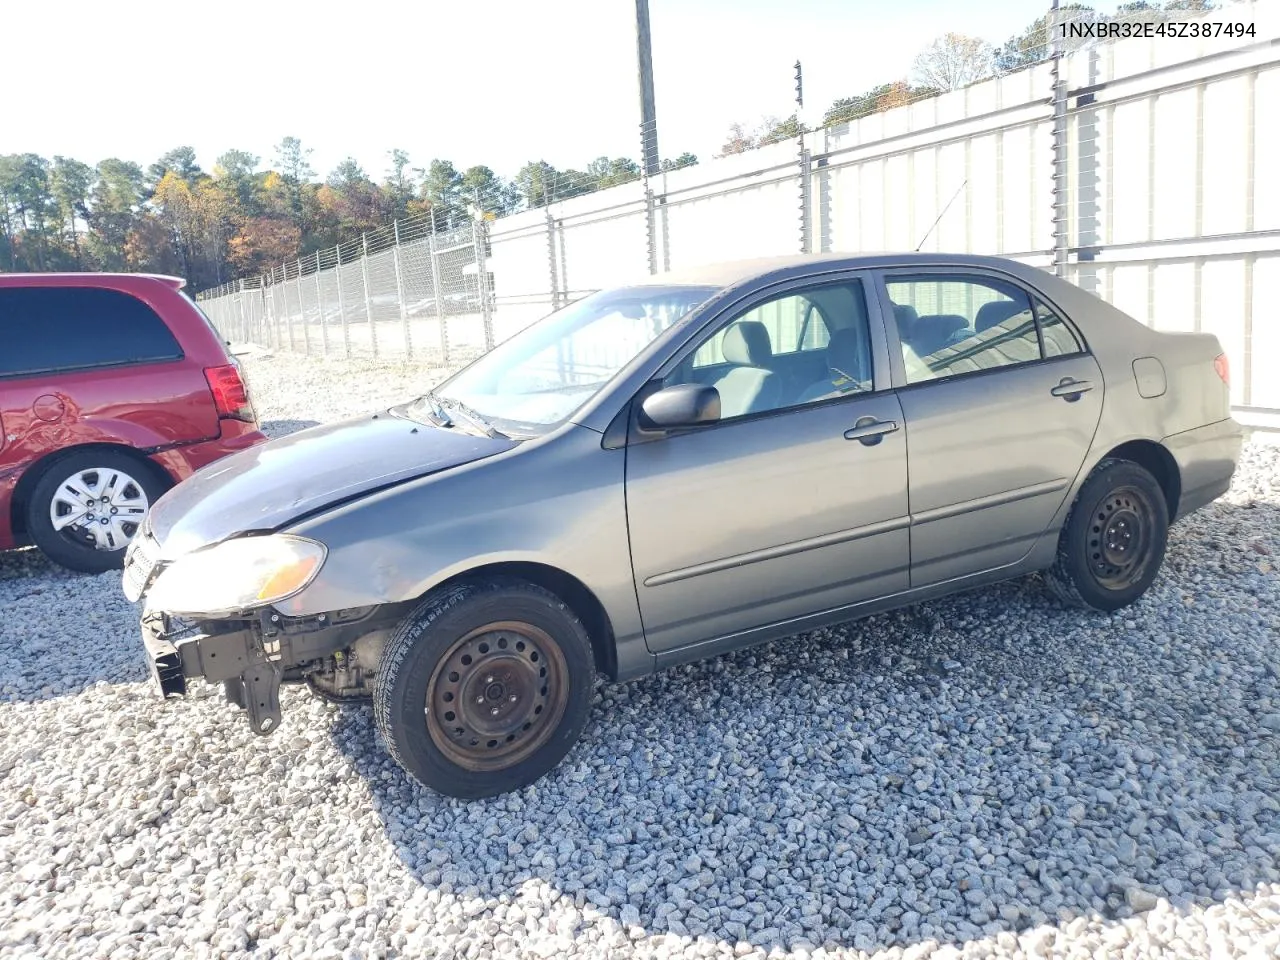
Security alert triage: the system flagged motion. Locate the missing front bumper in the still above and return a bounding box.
[140,614,282,735]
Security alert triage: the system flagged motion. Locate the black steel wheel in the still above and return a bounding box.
[1044,458,1169,612]
[374,579,594,799]
[425,621,569,772]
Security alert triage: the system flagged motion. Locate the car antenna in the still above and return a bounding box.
[915,179,968,252]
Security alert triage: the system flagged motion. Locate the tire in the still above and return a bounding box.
[1043,458,1169,612]
[373,579,595,800]
[25,449,170,574]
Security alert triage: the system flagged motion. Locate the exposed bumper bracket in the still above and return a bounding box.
[225,664,283,736]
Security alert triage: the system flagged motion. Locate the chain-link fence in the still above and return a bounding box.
[199,216,496,366]
[197,0,1279,423]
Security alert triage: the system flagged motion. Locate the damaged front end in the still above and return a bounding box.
[140,603,402,734]
[128,527,405,734]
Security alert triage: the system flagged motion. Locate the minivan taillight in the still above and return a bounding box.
[1214,353,1230,387]
[204,364,255,422]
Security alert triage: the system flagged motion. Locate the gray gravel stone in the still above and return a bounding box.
[1,351,1278,960]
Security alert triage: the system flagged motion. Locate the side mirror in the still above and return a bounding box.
[639,383,721,429]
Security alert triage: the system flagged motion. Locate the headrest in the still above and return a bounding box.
[826,328,865,381]
[919,314,969,338]
[722,320,772,366]
[892,303,918,335]
[909,314,971,356]
[975,300,1030,333]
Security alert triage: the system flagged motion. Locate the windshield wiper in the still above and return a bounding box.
[409,392,453,428]
[435,394,503,438]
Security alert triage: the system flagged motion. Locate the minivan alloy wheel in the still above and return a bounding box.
[26,448,170,574]
[49,466,151,552]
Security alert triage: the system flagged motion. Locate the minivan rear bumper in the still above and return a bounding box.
[150,421,268,483]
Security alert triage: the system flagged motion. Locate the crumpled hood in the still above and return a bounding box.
[148,411,517,558]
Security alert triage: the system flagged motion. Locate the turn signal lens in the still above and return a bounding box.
[256,554,323,602]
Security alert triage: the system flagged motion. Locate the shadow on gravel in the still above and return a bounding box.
[330,499,1280,954]
[260,418,322,439]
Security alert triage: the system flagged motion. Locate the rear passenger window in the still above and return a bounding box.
[0,288,182,378]
[1037,300,1084,357]
[885,275,1082,385]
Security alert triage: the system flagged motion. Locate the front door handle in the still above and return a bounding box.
[1051,378,1093,401]
[843,416,899,446]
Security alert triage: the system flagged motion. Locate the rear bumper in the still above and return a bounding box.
[1164,417,1244,521]
[149,420,267,484]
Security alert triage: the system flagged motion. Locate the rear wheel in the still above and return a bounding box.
[1043,459,1169,611]
[25,449,169,574]
[373,579,595,799]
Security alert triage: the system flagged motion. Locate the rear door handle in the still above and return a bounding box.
[1051,378,1093,400]
[843,416,899,446]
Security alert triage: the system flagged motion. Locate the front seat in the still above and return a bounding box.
[708,320,782,418]
[794,327,870,404]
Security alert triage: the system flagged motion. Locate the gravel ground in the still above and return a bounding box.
[2,348,1278,960]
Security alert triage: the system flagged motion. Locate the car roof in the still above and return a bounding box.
[0,272,187,290]
[634,252,1050,291]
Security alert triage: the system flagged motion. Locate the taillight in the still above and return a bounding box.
[204,364,255,422]
[1214,353,1229,387]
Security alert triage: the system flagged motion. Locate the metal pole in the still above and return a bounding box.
[796,60,811,254]
[1050,0,1069,278]
[257,282,266,346]
[472,209,494,351]
[296,257,310,354]
[284,264,296,352]
[636,0,661,273]
[314,249,327,356]
[334,244,350,358]
[634,0,660,178]
[392,220,412,358]
[361,233,377,358]
[430,228,449,364]
[558,221,568,299]
[237,279,247,345]
[544,181,561,308]
[273,273,283,351]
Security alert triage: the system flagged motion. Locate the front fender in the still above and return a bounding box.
[275,425,650,677]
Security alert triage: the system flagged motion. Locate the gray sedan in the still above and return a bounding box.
[125,253,1242,799]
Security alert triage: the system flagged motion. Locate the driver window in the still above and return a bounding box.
[665,280,874,421]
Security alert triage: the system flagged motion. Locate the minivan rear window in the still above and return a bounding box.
[0,287,183,378]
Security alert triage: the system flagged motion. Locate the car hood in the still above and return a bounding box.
[148,411,518,558]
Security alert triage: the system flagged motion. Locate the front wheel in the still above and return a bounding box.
[373,579,595,799]
[1043,458,1169,612]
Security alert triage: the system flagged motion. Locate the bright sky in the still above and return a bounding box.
[5,0,1130,182]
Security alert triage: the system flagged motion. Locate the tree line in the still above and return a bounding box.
[0,0,1214,290]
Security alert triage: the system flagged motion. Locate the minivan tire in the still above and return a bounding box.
[26,449,169,574]
[1043,458,1169,612]
[373,579,596,799]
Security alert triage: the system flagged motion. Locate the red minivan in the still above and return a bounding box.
[0,273,268,573]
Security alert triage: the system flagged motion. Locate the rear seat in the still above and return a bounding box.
[908,314,971,356]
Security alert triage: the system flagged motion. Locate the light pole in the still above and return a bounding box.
[635,0,660,178]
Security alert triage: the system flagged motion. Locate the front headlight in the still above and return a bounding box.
[143,534,327,618]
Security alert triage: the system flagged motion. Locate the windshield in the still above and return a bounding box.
[427,284,717,435]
